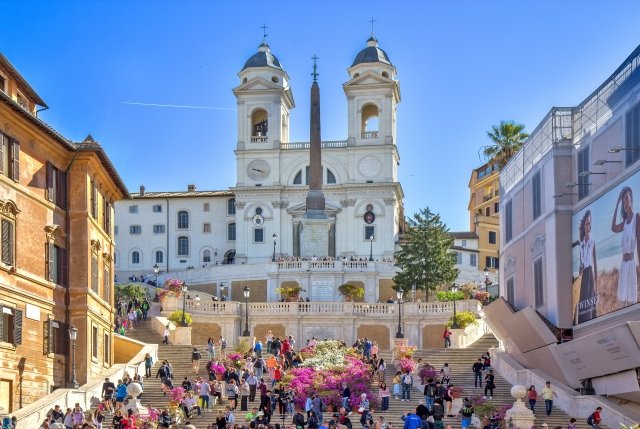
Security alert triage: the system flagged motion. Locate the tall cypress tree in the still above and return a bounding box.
[393,208,458,301]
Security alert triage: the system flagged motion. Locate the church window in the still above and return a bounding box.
[382,71,389,78]
[130,225,141,235]
[153,224,165,234]
[203,223,211,233]
[293,171,302,185]
[364,225,375,241]
[203,249,211,263]
[177,236,189,256]
[203,203,210,212]
[243,77,248,84]
[255,207,263,215]
[327,169,336,184]
[361,104,379,139]
[251,109,268,142]
[131,251,140,264]
[228,223,236,241]
[155,250,163,264]
[177,210,189,229]
[271,76,279,83]
[254,228,264,243]
[227,199,236,215]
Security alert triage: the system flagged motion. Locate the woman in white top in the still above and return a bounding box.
[612,186,640,306]
[578,209,598,322]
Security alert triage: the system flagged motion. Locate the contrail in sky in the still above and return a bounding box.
[122,101,235,111]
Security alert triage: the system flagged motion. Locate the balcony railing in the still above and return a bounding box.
[275,260,387,272]
[361,131,378,139]
[251,135,268,143]
[164,298,482,318]
[281,140,348,150]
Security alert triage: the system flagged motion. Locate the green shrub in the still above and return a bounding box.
[447,310,478,329]
[436,290,464,301]
[168,310,193,326]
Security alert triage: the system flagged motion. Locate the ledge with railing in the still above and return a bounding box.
[275,259,393,272]
[162,297,482,318]
[250,135,268,142]
[361,131,379,139]
[280,140,348,150]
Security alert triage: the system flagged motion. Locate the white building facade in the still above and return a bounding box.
[114,37,405,299]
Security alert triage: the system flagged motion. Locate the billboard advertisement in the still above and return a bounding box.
[572,172,640,325]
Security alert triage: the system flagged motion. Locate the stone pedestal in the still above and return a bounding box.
[505,385,535,429]
[238,335,254,349]
[172,326,192,345]
[301,217,330,258]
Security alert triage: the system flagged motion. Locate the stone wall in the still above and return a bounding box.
[357,324,390,349]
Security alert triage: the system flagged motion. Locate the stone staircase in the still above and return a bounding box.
[98,321,594,429]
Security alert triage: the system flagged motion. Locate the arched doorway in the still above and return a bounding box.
[224,250,235,265]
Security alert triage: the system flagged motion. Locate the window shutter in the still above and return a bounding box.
[2,220,13,266]
[57,169,67,210]
[61,322,69,353]
[0,305,4,341]
[46,162,54,202]
[104,201,111,235]
[0,134,5,174]
[14,309,22,345]
[47,319,54,354]
[47,242,54,282]
[11,140,19,181]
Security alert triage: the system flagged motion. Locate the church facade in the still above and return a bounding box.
[115,36,405,285]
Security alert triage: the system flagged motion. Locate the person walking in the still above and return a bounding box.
[192,347,202,374]
[162,324,170,344]
[144,353,153,378]
[401,411,421,429]
[541,381,557,417]
[587,407,602,429]
[527,385,538,415]
[443,327,452,349]
[379,382,390,412]
[472,359,484,388]
[483,370,495,400]
[423,378,436,411]
[401,369,413,402]
[392,371,402,400]
[458,398,474,429]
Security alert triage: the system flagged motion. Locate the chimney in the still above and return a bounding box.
[187,184,196,192]
[139,185,145,196]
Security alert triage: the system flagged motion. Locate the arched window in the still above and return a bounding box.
[132,251,140,264]
[177,210,189,229]
[327,169,336,184]
[203,249,211,263]
[293,170,302,185]
[361,104,379,139]
[155,250,163,264]
[228,223,236,241]
[251,109,268,142]
[228,198,236,215]
[177,236,189,256]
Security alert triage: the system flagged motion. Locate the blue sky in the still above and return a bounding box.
[2,0,640,231]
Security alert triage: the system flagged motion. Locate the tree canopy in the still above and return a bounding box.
[393,208,458,301]
[483,120,529,168]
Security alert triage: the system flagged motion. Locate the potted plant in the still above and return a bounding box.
[397,357,416,373]
[448,310,479,330]
[168,310,192,326]
[276,285,305,301]
[460,283,477,300]
[338,283,365,301]
[418,364,438,384]
[209,362,226,381]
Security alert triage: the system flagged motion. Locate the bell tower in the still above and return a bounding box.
[343,36,400,147]
[233,41,295,152]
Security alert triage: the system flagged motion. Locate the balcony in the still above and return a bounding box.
[251,135,268,143]
[276,259,392,273]
[361,131,378,139]
[281,140,348,150]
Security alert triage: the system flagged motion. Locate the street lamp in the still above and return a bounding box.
[369,235,374,261]
[181,282,188,327]
[272,233,277,262]
[484,266,492,287]
[451,284,460,329]
[68,325,79,388]
[153,263,160,286]
[242,286,251,336]
[395,289,404,338]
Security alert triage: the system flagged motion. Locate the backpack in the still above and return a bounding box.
[192,351,201,360]
[157,366,167,378]
[254,358,264,369]
[587,414,594,426]
[426,384,437,397]
[403,374,413,385]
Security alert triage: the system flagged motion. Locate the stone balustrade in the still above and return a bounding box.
[275,259,393,272]
[163,297,482,318]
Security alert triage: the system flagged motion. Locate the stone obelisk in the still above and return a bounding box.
[301,56,330,257]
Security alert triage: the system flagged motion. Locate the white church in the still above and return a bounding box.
[114,35,405,302]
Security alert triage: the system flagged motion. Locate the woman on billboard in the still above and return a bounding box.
[578,210,597,322]
[611,186,640,307]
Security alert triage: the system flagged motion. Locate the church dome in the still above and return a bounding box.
[351,37,392,67]
[242,42,284,71]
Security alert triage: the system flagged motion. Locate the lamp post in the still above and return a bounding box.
[181,282,188,327]
[242,286,251,336]
[153,263,160,287]
[395,289,404,338]
[272,233,277,262]
[369,235,374,261]
[451,284,460,329]
[68,325,79,388]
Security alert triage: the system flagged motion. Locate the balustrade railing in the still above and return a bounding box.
[276,260,378,272]
[361,131,378,139]
[164,298,481,318]
[281,140,348,150]
[251,135,268,143]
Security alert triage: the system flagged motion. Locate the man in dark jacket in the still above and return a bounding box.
[472,359,484,388]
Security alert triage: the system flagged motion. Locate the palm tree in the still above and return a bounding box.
[483,120,529,168]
